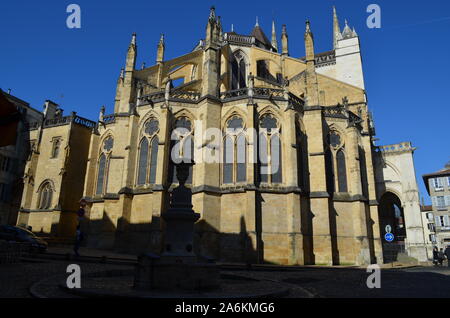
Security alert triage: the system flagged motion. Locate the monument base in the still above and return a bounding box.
[134,253,220,291]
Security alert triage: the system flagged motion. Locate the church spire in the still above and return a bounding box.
[255,16,259,27]
[271,20,278,52]
[205,6,219,48]
[125,32,137,72]
[341,19,356,39]
[304,19,319,106]
[217,16,223,40]
[209,5,216,22]
[115,33,137,113]
[333,6,341,49]
[156,33,165,64]
[281,24,288,56]
[305,20,314,60]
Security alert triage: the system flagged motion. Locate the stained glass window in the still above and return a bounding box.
[96,154,106,195]
[104,137,114,152]
[137,138,149,185]
[149,137,159,184]
[145,119,159,135]
[337,149,348,192]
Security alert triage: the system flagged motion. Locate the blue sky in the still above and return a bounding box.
[1,0,449,203]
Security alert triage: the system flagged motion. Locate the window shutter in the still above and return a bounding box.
[444,215,450,227]
[445,195,450,207]
[435,216,442,226]
[432,196,437,207]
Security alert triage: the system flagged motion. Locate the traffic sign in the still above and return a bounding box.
[385,225,392,233]
[384,232,394,242]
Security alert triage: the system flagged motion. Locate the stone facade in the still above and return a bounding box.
[373,143,428,262]
[422,162,450,251]
[16,7,428,265]
[17,102,95,236]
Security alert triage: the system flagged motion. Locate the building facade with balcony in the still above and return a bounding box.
[423,162,450,250]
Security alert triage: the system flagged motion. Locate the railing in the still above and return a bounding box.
[315,51,336,67]
[43,115,72,127]
[138,91,165,105]
[137,86,305,110]
[73,115,96,128]
[103,114,116,125]
[38,114,96,129]
[225,34,255,46]
[253,87,284,98]
[170,90,201,102]
[376,142,415,153]
[220,88,248,100]
[323,105,347,118]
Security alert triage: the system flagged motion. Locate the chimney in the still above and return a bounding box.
[43,100,59,119]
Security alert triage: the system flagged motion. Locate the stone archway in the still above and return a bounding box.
[378,192,407,263]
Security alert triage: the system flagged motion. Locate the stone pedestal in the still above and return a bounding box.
[134,161,220,291]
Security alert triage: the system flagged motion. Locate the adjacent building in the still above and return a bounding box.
[17,101,95,235]
[423,162,450,250]
[420,204,436,259]
[0,91,43,225]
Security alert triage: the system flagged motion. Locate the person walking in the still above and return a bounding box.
[438,248,445,266]
[73,224,83,257]
[445,246,450,267]
[432,246,441,266]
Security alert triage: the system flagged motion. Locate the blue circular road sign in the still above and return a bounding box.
[385,232,394,242]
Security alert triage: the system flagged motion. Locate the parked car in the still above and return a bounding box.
[0,225,48,253]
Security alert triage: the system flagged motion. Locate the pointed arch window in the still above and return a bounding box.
[231,51,247,90]
[38,181,53,209]
[325,148,335,194]
[137,118,160,186]
[169,117,194,184]
[222,116,246,184]
[258,114,282,184]
[295,123,306,189]
[96,136,114,195]
[336,149,348,193]
[359,146,368,197]
[326,130,348,193]
[149,137,159,184]
[51,137,61,158]
[96,154,107,195]
[137,138,149,185]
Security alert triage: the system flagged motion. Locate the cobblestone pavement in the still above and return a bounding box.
[0,259,130,298]
[229,266,450,297]
[2,258,450,298]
